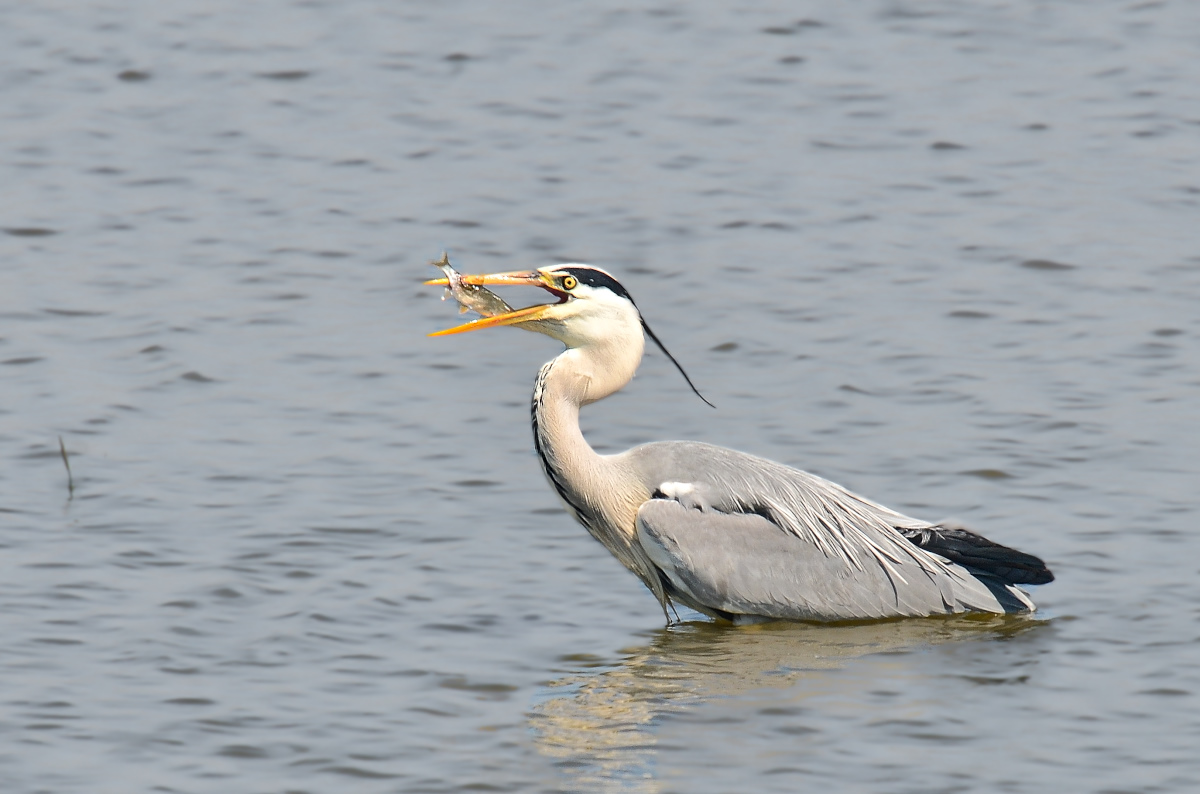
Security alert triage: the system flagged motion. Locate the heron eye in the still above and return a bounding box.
[561,275,578,290]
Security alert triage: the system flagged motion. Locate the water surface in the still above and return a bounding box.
[3,1,1199,792]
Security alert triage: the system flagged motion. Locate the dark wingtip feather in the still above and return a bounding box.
[901,526,1054,586]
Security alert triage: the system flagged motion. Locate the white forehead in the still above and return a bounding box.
[539,263,617,280]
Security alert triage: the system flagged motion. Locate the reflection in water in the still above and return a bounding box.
[531,616,1043,792]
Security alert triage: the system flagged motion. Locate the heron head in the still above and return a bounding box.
[425,264,638,342]
[425,263,713,407]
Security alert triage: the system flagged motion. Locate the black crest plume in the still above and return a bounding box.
[640,317,716,409]
[556,266,716,409]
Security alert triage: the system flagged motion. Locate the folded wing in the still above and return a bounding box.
[637,499,1033,621]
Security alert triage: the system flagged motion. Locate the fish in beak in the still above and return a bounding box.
[424,267,567,336]
[430,252,514,318]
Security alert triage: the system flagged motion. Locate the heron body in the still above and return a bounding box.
[428,264,1053,624]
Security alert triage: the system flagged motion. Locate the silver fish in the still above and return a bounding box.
[431,252,513,318]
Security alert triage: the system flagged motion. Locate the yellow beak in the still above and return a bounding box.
[423,270,545,288]
[426,270,563,337]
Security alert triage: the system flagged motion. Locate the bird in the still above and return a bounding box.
[426,264,1054,625]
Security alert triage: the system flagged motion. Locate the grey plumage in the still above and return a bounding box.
[429,263,1054,624]
[628,442,1036,622]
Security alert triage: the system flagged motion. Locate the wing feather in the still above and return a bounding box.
[624,441,1037,621]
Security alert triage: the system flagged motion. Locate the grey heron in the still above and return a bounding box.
[427,264,1053,624]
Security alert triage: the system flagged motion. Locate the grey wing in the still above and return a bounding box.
[636,499,1026,622]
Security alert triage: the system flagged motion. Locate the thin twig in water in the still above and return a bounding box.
[58,436,75,498]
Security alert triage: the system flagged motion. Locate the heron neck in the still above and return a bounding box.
[531,341,678,614]
[531,346,648,563]
[530,348,621,504]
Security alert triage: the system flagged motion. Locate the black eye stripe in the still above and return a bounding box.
[555,267,635,304]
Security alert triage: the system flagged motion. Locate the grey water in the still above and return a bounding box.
[3,1,1199,792]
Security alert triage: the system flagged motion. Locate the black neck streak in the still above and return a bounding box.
[531,359,593,529]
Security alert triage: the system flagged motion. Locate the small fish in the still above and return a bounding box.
[431,252,513,317]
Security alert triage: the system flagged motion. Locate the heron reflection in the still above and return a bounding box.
[529,616,1044,792]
